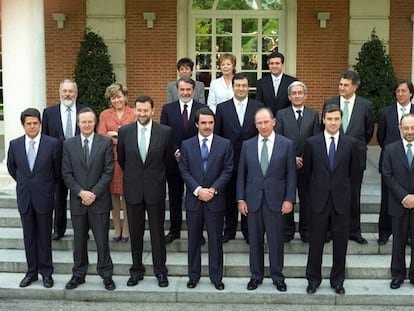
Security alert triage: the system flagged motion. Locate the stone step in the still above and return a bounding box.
[1,273,412,307]
[0,227,397,255]
[0,207,381,233]
[0,248,398,279]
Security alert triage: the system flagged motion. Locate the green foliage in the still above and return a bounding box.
[74,28,115,116]
[353,29,396,122]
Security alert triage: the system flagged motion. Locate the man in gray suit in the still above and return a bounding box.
[118,95,172,288]
[322,70,374,244]
[167,57,205,104]
[276,81,320,242]
[62,107,115,291]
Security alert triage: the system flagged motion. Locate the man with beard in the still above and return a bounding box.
[118,95,172,288]
[160,77,205,244]
[42,79,87,240]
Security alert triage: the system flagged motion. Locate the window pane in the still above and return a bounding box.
[192,0,214,10]
[196,18,212,35]
[217,36,232,53]
[196,53,212,70]
[242,37,257,53]
[216,19,232,35]
[261,0,283,10]
[217,0,258,10]
[196,36,212,52]
[242,18,257,34]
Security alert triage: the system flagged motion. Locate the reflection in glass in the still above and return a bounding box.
[196,36,212,52]
[242,18,257,34]
[217,0,257,10]
[196,53,212,70]
[216,19,232,35]
[196,18,212,35]
[192,0,213,10]
[242,37,257,53]
[216,37,232,53]
[261,0,283,10]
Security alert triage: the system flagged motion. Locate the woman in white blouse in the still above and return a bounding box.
[207,53,236,113]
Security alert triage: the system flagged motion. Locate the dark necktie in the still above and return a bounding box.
[329,136,335,170]
[201,138,208,171]
[260,138,269,175]
[407,143,413,167]
[182,104,188,128]
[83,138,89,167]
[296,110,302,129]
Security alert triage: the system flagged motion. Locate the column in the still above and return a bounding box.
[1,0,46,161]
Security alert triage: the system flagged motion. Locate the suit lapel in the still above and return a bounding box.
[301,107,312,134]
[397,140,411,170]
[147,123,160,162]
[317,134,331,171]
[286,108,300,135]
[266,76,277,101]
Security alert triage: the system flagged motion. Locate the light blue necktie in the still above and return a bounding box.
[65,107,73,139]
[201,138,208,171]
[237,102,244,126]
[342,101,349,132]
[27,140,36,171]
[260,138,269,174]
[139,127,147,162]
[274,78,280,96]
[407,143,413,167]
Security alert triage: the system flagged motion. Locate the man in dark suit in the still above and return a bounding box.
[215,72,264,244]
[322,70,374,244]
[382,113,414,289]
[62,107,115,291]
[118,95,172,288]
[256,51,297,116]
[275,81,320,242]
[179,106,233,290]
[237,107,296,292]
[160,77,205,243]
[305,104,359,295]
[377,79,414,245]
[42,79,87,240]
[7,108,61,288]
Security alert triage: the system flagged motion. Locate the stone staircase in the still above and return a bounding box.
[0,146,414,307]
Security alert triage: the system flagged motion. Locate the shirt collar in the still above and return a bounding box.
[25,133,41,145]
[341,94,356,104]
[81,132,94,142]
[259,130,275,143]
[198,133,213,142]
[324,130,339,141]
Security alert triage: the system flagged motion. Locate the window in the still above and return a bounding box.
[190,0,285,95]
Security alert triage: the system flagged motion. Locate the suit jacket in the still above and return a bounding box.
[255,73,297,116]
[323,96,374,170]
[304,133,360,214]
[275,106,320,157]
[382,140,414,217]
[179,135,233,212]
[7,134,61,215]
[236,133,296,213]
[167,80,206,105]
[62,134,114,215]
[42,103,87,143]
[215,98,264,169]
[117,121,172,205]
[160,100,205,175]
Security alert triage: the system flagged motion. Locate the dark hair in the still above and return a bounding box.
[177,57,194,71]
[339,70,360,86]
[176,76,195,89]
[267,52,285,64]
[232,72,250,86]
[135,95,154,108]
[323,104,343,119]
[394,79,414,100]
[77,107,97,123]
[20,108,41,125]
[195,106,215,123]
